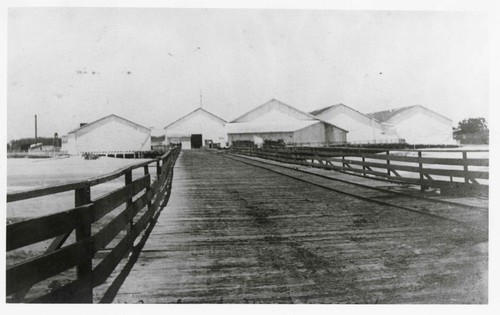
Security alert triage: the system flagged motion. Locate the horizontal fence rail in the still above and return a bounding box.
[231,146,488,195]
[6,146,181,303]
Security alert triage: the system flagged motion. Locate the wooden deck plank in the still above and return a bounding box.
[106,150,487,304]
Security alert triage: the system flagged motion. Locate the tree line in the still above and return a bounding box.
[455,117,488,145]
[456,117,488,134]
[8,137,62,152]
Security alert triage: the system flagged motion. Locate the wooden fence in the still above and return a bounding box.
[231,146,488,195]
[6,146,181,303]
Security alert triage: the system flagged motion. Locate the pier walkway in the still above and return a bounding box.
[105,150,487,303]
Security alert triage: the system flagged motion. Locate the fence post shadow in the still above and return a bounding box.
[99,170,175,303]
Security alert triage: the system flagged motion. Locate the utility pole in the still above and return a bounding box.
[199,90,203,109]
[35,115,38,143]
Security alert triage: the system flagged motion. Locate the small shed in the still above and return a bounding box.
[368,105,455,145]
[28,143,43,152]
[62,114,151,155]
[227,99,347,146]
[164,108,227,149]
[310,103,398,144]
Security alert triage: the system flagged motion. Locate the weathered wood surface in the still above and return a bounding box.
[227,154,488,225]
[234,153,489,211]
[111,150,487,304]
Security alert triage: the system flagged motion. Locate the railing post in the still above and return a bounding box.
[386,151,390,177]
[162,155,168,169]
[156,160,161,178]
[74,186,93,303]
[463,151,469,184]
[418,151,427,192]
[168,154,175,190]
[144,163,152,208]
[125,169,133,231]
[362,152,366,177]
[125,170,132,206]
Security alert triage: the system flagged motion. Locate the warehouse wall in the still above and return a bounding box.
[318,106,392,143]
[293,123,326,143]
[388,110,455,145]
[72,120,151,154]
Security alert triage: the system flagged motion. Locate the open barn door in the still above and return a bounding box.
[191,134,203,149]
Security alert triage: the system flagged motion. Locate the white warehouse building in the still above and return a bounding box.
[227,99,347,146]
[310,103,399,144]
[368,105,455,145]
[62,114,151,155]
[164,108,228,149]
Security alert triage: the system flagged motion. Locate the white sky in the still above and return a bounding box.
[7,8,489,139]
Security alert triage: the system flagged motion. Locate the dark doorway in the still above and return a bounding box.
[191,134,203,149]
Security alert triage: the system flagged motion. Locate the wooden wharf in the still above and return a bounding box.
[105,150,487,304]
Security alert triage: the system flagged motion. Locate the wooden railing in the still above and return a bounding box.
[231,146,488,195]
[6,146,181,303]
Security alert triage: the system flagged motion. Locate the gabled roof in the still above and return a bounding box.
[309,104,342,116]
[231,99,320,123]
[367,105,452,123]
[164,107,227,130]
[367,105,416,122]
[310,103,382,123]
[230,99,348,132]
[68,114,150,134]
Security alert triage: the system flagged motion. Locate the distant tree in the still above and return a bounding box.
[7,142,11,151]
[457,118,488,134]
[455,117,489,145]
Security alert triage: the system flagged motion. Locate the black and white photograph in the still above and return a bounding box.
[2,0,498,310]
